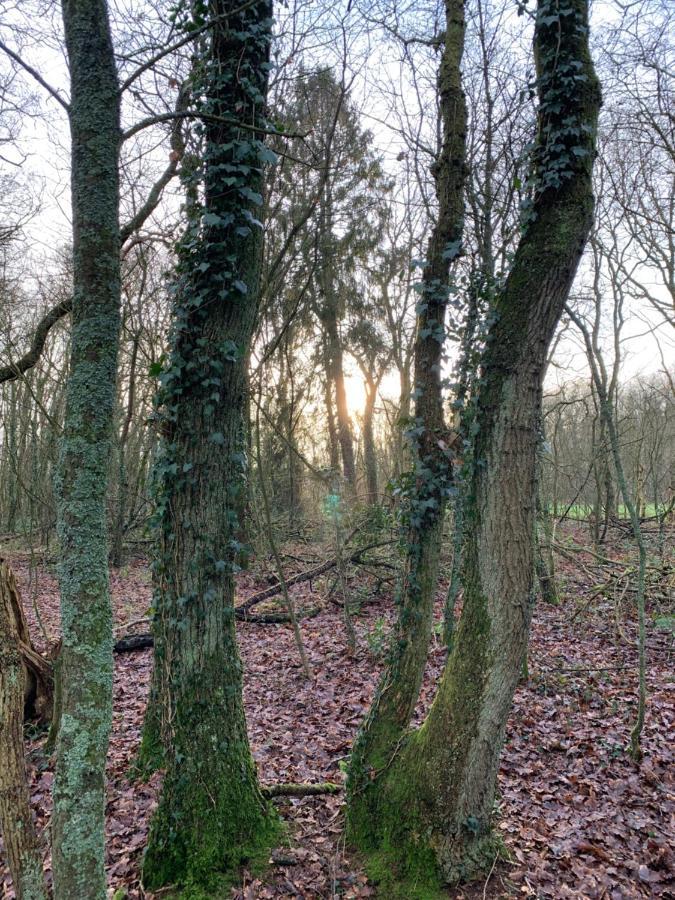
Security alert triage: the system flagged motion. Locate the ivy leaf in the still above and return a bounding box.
[239,186,263,205]
[203,211,234,227]
[258,146,278,165]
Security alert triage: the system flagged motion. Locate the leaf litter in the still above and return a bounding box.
[0,523,672,899]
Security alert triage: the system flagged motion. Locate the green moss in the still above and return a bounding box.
[131,712,164,780]
[142,789,282,893]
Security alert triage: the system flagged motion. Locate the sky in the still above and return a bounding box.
[1,0,672,419]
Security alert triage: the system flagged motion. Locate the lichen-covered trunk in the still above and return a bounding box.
[141,0,278,891]
[52,2,121,897]
[347,0,467,792]
[0,563,47,900]
[347,0,600,891]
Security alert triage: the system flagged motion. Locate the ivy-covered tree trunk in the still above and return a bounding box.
[141,0,279,891]
[52,2,121,897]
[348,0,467,787]
[347,0,600,892]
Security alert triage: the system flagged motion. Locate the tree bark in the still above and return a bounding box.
[347,0,467,791]
[141,0,279,890]
[347,0,601,889]
[363,373,379,504]
[0,562,47,900]
[319,195,357,492]
[52,2,121,897]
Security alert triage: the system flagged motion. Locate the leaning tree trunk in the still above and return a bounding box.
[346,0,601,891]
[141,0,279,891]
[0,562,47,900]
[348,0,467,788]
[52,3,121,898]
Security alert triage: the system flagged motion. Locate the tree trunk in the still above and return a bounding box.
[347,0,600,889]
[110,333,140,567]
[363,374,379,504]
[0,562,48,900]
[347,0,467,792]
[52,3,121,897]
[141,1,279,891]
[319,196,357,492]
[322,341,341,472]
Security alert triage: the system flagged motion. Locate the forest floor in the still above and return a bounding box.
[0,522,673,899]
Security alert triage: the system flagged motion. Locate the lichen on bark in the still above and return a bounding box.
[51,2,122,898]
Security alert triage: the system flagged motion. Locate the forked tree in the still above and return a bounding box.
[347,0,601,892]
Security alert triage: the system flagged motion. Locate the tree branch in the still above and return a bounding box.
[261,782,342,799]
[0,298,72,385]
[0,40,70,112]
[0,85,189,387]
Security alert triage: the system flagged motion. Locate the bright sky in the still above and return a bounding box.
[2,0,672,423]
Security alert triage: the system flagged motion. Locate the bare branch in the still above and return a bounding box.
[0,298,72,384]
[0,40,70,112]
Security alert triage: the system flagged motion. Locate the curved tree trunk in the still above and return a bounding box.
[141,0,279,891]
[52,2,121,897]
[347,0,467,791]
[347,0,601,890]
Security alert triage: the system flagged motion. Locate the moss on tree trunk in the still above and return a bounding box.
[347,0,601,891]
[347,0,468,799]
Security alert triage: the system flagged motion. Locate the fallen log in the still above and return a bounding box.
[113,603,325,651]
[261,781,342,799]
[114,633,154,653]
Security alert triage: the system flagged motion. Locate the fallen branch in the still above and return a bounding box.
[238,605,322,625]
[114,633,153,653]
[261,782,342,799]
[236,539,395,618]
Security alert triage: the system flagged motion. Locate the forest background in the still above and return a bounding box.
[0,0,672,897]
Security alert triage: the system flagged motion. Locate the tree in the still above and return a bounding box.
[51,3,122,897]
[347,0,468,825]
[140,0,280,890]
[347,0,601,891]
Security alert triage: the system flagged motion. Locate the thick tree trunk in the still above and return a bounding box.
[141,0,279,891]
[348,0,467,791]
[347,0,600,890]
[0,562,47,900]
[52,3,121,898]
